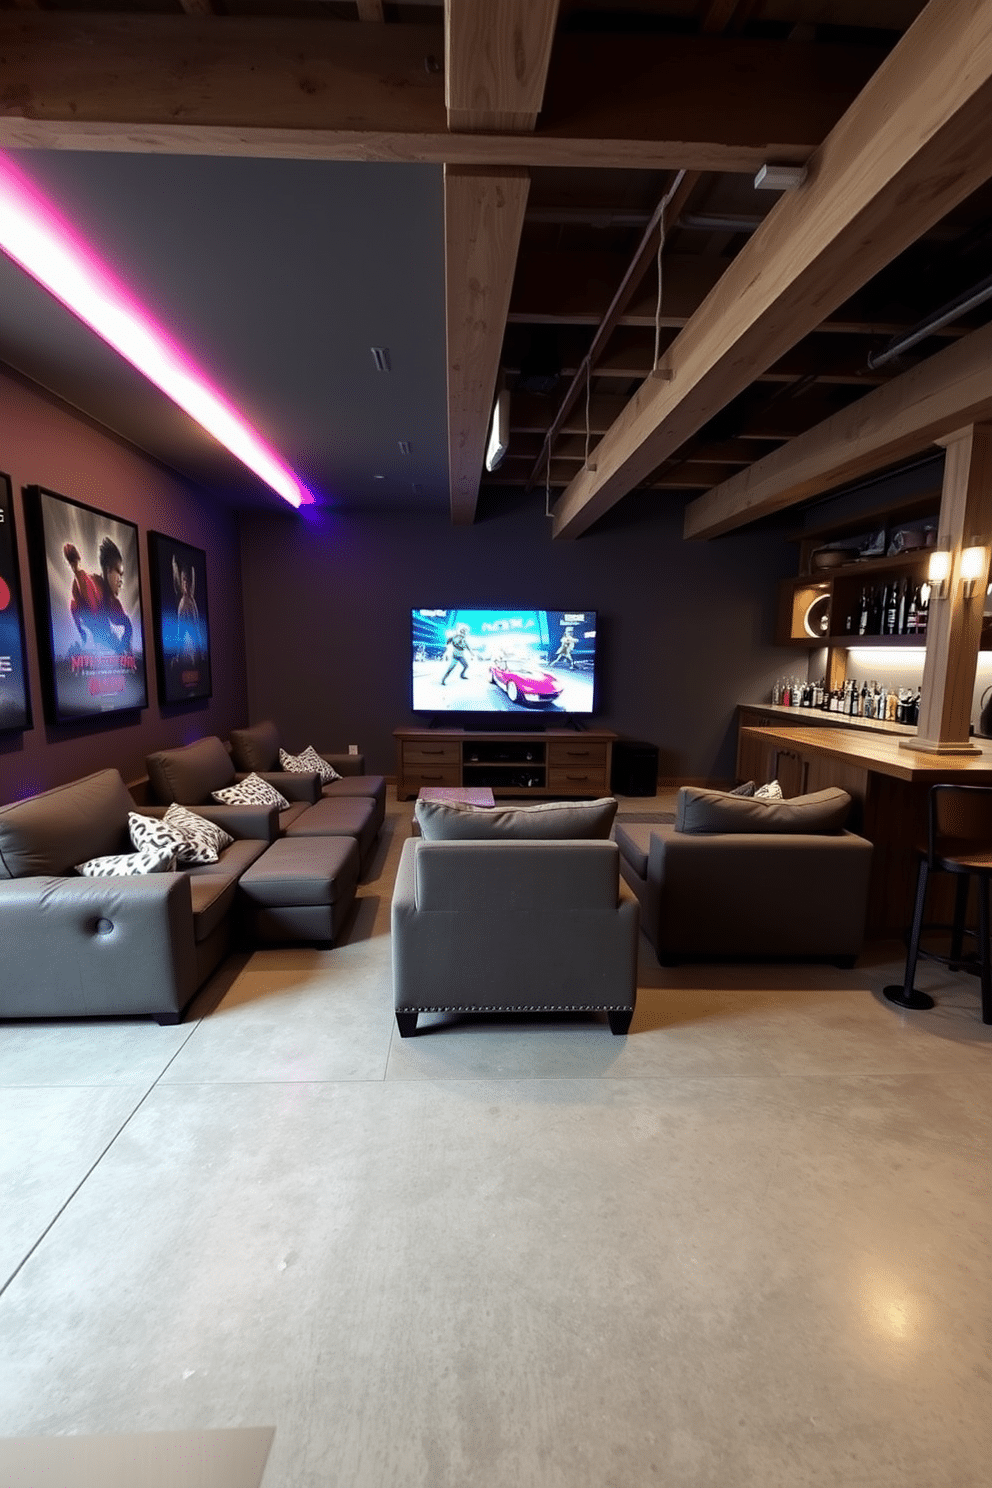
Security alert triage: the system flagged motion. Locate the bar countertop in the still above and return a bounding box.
[738,722,992,783]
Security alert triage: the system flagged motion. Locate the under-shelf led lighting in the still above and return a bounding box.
[960,544,988,598]
[0,152,313,508]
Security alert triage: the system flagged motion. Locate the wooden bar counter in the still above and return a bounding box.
[737,716,992,934]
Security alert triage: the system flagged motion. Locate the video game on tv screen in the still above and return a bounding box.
[411,609,597,715]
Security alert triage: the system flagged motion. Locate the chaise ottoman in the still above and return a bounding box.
[237,835,359,945]
[283,795,379,873]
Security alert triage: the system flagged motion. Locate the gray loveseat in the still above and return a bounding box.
[0,769,270,1024]
[615,785,873,965]
[392,796,639,1037]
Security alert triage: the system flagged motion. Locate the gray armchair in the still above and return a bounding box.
[615,786,873,965]
[391,838,639,1036]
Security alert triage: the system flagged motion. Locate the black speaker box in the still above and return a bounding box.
[611,740,659,797]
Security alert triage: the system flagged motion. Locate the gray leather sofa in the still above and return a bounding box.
[0,769,271,1024]
[615,785,873,965]
[228,720,386,837]
[147,733,382,871]
[392,837,639,1036]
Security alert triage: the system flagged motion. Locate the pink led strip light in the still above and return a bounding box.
[0,153,313,509]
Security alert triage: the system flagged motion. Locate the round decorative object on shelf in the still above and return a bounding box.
[803,594,831,638]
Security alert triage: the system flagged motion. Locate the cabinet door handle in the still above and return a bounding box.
[421,772,445,782]
[564,750,590,758]
[420,748,445,755]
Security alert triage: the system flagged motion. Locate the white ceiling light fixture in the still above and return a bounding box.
[754,163,808,192]
[0,151,313,509]
[485,388,510,473]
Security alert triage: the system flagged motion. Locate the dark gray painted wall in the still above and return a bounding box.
[0,368,249,804]
[239,488,801,782]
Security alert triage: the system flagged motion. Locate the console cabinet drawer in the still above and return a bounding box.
[402,765,461,790]
[402,743,460,765]
[548,766,609,791]
[547,742,608,769]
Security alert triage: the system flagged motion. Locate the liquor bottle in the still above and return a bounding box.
[906,584,918,634]
[917,582,930,636]
[858,588,869,636]
[885,581,898,635]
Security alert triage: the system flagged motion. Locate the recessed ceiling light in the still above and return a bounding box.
[398,440,411,455]
[370,347,391,372]
[0,151,314,508]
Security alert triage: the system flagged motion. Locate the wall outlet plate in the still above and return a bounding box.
[348,744,359,754]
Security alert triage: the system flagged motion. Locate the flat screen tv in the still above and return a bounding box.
[412,609,598,716]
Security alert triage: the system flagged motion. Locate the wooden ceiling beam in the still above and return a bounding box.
[445,166,530,524]
[442,2,559,524]
[684,319,992,539]
[0,15,879,173]
[551,0,992,539]
[445,0,560,132]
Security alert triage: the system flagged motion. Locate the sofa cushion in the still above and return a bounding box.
[0,769,133,879]
[675,785,852,835]
[415,795,618,841]
[146,736,235,805]
[212,772,290,810]
[163,803,234,865]
[228,720,280,773]
[279,745,341,783]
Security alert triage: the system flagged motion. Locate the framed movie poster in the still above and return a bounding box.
[0,472,32,732]
[147,531,212,704]
[25,485,148,723]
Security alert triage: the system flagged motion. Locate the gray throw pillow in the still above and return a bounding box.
[415,796,618,841]
[729,780,756,796]
[675,785,851,835]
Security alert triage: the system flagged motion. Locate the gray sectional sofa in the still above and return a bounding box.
[0,769,271,1024]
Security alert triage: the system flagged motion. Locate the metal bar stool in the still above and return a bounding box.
[884,783,992,1023]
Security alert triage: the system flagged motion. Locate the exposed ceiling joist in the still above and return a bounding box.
[355,1,386,20]
[445,166,530,524]
[683,318,992,539]
[0,14,879,173]
[445,0,560,132]
[550,0,992,539]
[443,2,559,524]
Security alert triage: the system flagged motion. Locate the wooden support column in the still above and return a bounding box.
[909,425,992,754]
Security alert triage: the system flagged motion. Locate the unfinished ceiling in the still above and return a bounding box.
[2,0,991,537]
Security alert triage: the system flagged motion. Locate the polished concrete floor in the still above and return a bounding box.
[2,791,991,1487]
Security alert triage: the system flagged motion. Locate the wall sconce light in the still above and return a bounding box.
[960,543,989,599]
[927,542,952,599]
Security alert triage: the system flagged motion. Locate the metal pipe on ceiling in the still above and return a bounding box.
[867,270,992,369]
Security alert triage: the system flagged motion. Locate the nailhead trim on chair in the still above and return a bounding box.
[396,1003,631,1013]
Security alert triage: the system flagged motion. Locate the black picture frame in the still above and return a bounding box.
[147,531,212,705]
[25,484,148,724]
[0,472,32,732]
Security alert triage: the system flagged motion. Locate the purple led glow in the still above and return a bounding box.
[0,153,314,508]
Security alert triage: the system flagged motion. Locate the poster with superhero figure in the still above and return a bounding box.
[148,531,212,704]
[0,472,32,732]
[25,485,147,723]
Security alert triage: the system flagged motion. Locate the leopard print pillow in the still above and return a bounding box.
[279,745,341,783]
[76,842,177,876]
[129,811,188,860]
[162,802,234,865]
[211,772,290,810]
